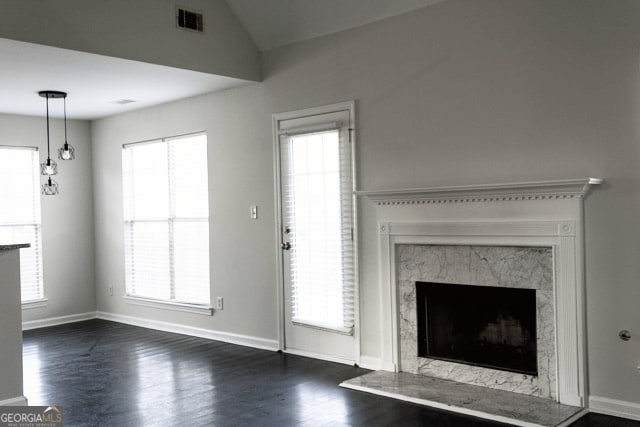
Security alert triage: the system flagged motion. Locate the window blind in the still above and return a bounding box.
[282,128,355,332]
[0,146,44,302]
[122,133,210,305]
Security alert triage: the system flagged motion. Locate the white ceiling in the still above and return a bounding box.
[0,0,447,120]
[226,0,448,51]
[0,38,248,120]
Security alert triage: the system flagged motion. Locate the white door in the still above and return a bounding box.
[275,103,357,363]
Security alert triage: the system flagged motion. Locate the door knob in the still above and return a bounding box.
[281,242,291,250]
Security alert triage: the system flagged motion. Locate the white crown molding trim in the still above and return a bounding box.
[22,312,96,331]
[95,311,279,352]
[355,178,603,205]
[0,396,28,406]
[589,396,640,421]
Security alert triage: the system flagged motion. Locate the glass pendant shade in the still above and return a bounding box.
[58,142,75,160]
[58,98,75,161]
[40,158,58,175]
[41,177,59,195]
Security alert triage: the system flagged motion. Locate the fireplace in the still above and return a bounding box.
[416,281,537,375]
[357,179,600,407]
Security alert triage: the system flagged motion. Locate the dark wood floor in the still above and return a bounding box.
[22,320,639,427]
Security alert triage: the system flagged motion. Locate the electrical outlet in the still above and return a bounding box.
[108,285,113,296]
[216,297,223,310]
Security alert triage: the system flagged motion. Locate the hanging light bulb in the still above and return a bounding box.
[41,176,59,195]
[40,157,58,175]
[58,96,75,160]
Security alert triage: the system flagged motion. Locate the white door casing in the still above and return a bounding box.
[273,101,359,364]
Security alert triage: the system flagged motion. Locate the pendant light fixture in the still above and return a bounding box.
[38,90,67,195]
[42,176,59,196]
[58,96,75,160]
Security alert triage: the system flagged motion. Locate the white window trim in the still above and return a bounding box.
[21,298,48,310]
[291,319,353,336]
[123,295,213,316]
[122,132,211,307]
[0,145,44,303]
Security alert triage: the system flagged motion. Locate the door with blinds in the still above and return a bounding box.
[275,102,357,363]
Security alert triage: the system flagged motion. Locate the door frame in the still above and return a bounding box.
[272,101,360,365]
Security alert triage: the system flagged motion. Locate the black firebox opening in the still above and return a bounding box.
[416,282,537,375]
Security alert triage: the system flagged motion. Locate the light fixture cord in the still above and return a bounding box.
[63,96,68,144]
[45,95,51,160]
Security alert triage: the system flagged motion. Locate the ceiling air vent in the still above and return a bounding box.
[176,7,204,33]
[112,99,136,105]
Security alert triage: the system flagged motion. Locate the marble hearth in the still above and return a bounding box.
[342,371,584,427]
[344,179,602,424]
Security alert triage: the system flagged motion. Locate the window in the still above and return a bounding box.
[0,146,44,303]
[122,133,210,307]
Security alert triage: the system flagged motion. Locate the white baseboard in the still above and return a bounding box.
[284,348,355,366]
[95,311,279,352]
[589,395,640,421]
[557,409,589,427]
[0,396,28,406]
[22,312,96,331]
[358,356,382,370]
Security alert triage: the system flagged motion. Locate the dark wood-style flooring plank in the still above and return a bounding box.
[22,319,640,427]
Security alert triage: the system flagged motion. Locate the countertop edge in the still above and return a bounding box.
[0,244,31,251]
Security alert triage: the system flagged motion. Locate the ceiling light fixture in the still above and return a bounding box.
[39,90,67,195]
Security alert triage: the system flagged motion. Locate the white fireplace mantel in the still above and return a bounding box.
[355,178,602,205]
[359,178,603,408]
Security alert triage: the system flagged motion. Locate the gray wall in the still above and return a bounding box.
[0,0,260,81]
[91,0,640,408]
[92,85,277,339]
[0,114,95,322]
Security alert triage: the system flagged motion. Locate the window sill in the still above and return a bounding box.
[292,319,353,336]
[22,298,48,310]
[123,295,213,316]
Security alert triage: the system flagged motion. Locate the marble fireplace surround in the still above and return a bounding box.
[359,178,603,408]
[398,244,556,399]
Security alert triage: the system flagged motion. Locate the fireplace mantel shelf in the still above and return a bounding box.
[355,178,603,205]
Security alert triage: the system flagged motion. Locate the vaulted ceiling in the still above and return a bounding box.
[226,0,447,51]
